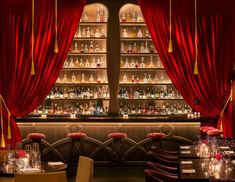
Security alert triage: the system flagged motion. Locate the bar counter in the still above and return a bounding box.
[16,116,208,165]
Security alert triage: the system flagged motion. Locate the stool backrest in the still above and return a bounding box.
[15,171,66,182]
[76,156,94,182]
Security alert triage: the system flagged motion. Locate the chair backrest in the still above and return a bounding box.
[147,161,178,174]
[144,169,179,182]
[0,150,7,162]
[76,156,94,182]
[15,171,66,182]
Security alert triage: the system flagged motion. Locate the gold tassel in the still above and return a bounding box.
[0,100,5,148]
[219,119,224,137]
[31,0,35,75]
[194,0,198,75]
[168,0,173,53]
[54,0,59,53]
[7,114,11,140]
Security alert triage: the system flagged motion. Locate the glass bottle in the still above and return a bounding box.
[86,27,91,38]
[135,60,139,68]
[137,12,143,22]
[81,73,85,83]
[63,58,69,68]
[89,41,94,52]
[127,45,132,53]
[150,44,155,53]
[96,58,101,67]
[121,13,126,22]
[145,30,150,38]
[144,41,149,53]
[100,29,106,38]
[85,58,90,68]
[149,56,155,68]
[153,74,158,83]
[133,43,138,53]
[90,29,94,37]
[143,73,148,83]
[130,59,135,68]
[124,58,129,68]
[147,74,152,83]
[91,58,96,68]
[82,28,86,37]
[137,29,143,38]
[123,73,128,83]
[63,74,68,83]
[126,12,131,22]
[100,57,105,67]
[131,75,135,83]
[140,57,145,68]
[160,73,164,82]
[84,44,89,53]
[82,13,88,22]
[122,29,128,38]
[75,57,79,67]
[121,43,125,53]
[71,73,76,83]
[97,74,102,83]
[74,43,79,52]
[80,43,84,53]
[96,7,101,22]
[131,12,137,22]
[77,26,82,37]
[140,43,145,53]
[94,45,100,52]
[95,29,100,37]
[100,7,105,22]
[69,57,74,67]
[89,74,94,83]
[79,58,84,68]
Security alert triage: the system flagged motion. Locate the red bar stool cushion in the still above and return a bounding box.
[108,132,127,139]
[147,132,166,139]
[207,129,223,136]
[27,133,46,140]
[67,132,87,139]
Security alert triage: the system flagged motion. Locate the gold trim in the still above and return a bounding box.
[194,0,198,75]
[168,0,173,53]
[54,0,59,53]
[31,0,35,75]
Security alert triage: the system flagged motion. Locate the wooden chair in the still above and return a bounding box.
[15,171,66,182]
[76,156,94,182]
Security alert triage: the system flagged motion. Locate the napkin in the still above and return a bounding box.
[224,151,234,154]
[180,146,190,149]
[21,168,41,173]
[182,169,196,174]
[181,161,193,164]
[181,151,191,154]
[48,161,64,166]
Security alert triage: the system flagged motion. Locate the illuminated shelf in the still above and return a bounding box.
[73,37,107,40]
[67,53,106,56]
[120,68,164,71]
[79,22,107,25]
[120,22,146,26]
[121,53,158,56]
[46,98,109,101]
[61,68,107,70]
[119,83,172,86]
[55,83,108,86]
[118,98,184,101]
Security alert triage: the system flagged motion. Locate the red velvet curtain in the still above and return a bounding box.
[138,0,235,137]
[0,0,86,147]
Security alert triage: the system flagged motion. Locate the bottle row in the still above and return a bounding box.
[70,42,106,53]
[80,7,107,23]
[118,86,183,100]
[121,28,150,38]
[121,42,156,54]
[56,73,107,84]
[120,56,162,69]
[75,26,106,38]
[120,11,144,23]
[33,102,109,116]
[120,72,170,84]
[63,57,106,68]
[119,102,192,116]
[47,86,109,100]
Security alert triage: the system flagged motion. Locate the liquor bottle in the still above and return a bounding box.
[137,29,143,38]
[133,43,138,53]
[123,73,128,83]
[121,13,126,22]
[81,73,85,83]
[96,58,101,67]
[145,30,150,38]
[122,29,128,37]
[137,12,143,22]
[63,58,69,68]
[126,12,131,22]
[69,57,75,67]
[140,43,145,53]
[140,57,145,68]
[91,58,96,68]
[156,56,161,68]
[64,88,69,98]
[90,29,94,37]
[71,73,76,83]
[82,13,88,22]
[135,60,139,68]
[96,7,101,22]
[150,44,155,53]
[100,57,105,67]
[95,29,100,37]
[153,74,158,83]
[147,74,152,84]
[91,44,99,52]
[131,12,137,22]
[89,41,94,52]
[124,58,129,68]
[86,27,91,38]
[149,56,155,68]
[102,45,106,52]
[82,28,86,37]
[121,43,125,53]
[100,29,106,38]
[130,59,135,68]
[54,87,59,98]
[131,75,135,83]
[77,26,82,37]
[85,58,90,68]
[83,44,88,53]
[97,74,102,83]
[89,74,94,83]
[100,7,105,22]
[63,74,68,83]
[79,58,84,68]
[80,43,84,53]
[75,57,79,67]
[136,77,140,83]
[127,45,133,53]
[74,43,79,52]
[143,73,148,83]
[144,41,149,53]
[160,73,164,82]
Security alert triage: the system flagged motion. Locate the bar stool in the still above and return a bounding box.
[147,132,166,148]
[108,132,127,169]
[67,132,87,167]
[27,133,46,160]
